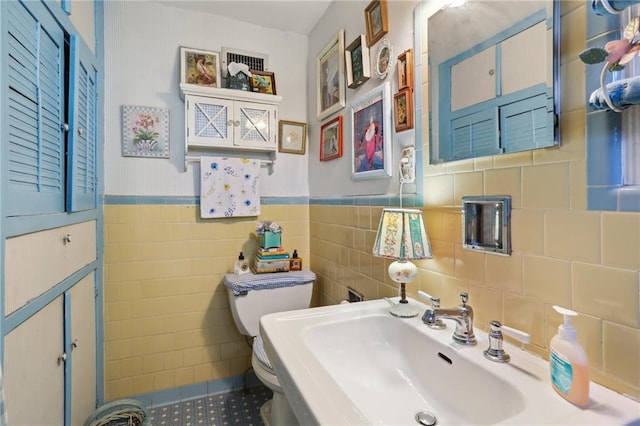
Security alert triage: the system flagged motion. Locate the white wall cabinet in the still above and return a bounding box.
[181,85,282,168]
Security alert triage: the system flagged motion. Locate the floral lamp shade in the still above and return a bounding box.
[373,208,431,318]
[373,208,432,261]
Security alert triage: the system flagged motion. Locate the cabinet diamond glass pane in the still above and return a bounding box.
[239,106,270,143]
[194,102,228,138]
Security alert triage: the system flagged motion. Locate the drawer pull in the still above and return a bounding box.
[63,234,72,245]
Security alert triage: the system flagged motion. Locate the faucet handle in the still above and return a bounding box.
[483,320,530,363]
[417,291,447,330]
[460,292,469,305]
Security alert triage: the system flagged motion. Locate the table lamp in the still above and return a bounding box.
[373,208,432,317]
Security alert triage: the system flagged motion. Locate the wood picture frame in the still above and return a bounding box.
[365,0,388,47]
[351,81,392,180]
[397,48,414,90]
[320,115,343,161]
[278,120,307,154]
[250,70,276,95]
[394,88,414,132]
[317,29,346,120]
[345,35,371,89]
[180,47,221,88]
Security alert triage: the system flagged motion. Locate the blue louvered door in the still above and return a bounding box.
[67,34,98,212]
[5,0,66,216]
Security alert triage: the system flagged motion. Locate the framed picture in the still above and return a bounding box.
[351,81,392,180]
[397,49,414,90]
[375,38,394,79]
[278,120,307,154]
[394,88,414,132]
[317,29,346,120]
[345,35,371,89]
[122,105,170,158]
[250,70,277,95]
[365,0,388,47]
[180,47,220,88]
[320,115,343,161]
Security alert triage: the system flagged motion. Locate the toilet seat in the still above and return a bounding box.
[253,334,275,373]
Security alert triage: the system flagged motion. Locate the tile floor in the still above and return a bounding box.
[147,385,273,426]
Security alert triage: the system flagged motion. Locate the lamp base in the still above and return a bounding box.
[388,300,420,318]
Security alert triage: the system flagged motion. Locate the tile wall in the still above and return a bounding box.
[309,2,639,400]
[103,204,310,400]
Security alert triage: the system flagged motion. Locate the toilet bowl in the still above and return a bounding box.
[224,270,316,426]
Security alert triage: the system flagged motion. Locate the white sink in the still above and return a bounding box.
[260,298,640,425]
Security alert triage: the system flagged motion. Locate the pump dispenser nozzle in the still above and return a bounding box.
[553,305,577,340]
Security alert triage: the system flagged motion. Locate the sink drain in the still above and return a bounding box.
[415,410,437,426]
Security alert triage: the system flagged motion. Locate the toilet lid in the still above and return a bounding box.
[253,335,273,370]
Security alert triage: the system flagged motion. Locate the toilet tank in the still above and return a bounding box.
[225,272,315,337]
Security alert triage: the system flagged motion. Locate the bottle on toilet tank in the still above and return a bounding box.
[234,252,250,275]
[549,305,589,408]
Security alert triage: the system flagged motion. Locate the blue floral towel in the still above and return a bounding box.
[200,157,261,218]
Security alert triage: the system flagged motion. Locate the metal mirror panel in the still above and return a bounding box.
[462,196,511,256]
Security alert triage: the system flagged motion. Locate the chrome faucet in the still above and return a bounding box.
[422,292,477,345]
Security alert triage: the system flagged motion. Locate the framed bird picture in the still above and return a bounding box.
[250,70,277,95]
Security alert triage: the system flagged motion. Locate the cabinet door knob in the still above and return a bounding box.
[63,234,72,244]
[57,352,67,365]
[77,128,84,136]
[62,123,70,132]
[72,339,79,349]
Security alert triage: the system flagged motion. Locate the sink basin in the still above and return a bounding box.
[260,298,640,425]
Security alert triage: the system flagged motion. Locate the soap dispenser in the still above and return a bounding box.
[290,249,302,271]
[549,305,589,408]
[234,252,250,275]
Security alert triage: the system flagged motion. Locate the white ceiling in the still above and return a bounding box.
[157,0,334,35]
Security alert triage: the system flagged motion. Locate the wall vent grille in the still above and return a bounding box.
[221,47,269,77]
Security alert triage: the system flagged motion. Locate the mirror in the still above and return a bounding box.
[426,0,559,163]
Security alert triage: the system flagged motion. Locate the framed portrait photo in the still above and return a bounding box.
[320,115,343,161]
[365,0,388,47]
[397,48,414,90]
[278,120,307,154]
[250,70,277,95]
[394,88,414,132]
[345,35,371,89]
[317,29,346,120]
[375,38,394,79]
[180,47,220,88]
[351,81,392,180]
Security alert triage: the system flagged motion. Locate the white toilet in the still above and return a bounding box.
[225,271,315,426]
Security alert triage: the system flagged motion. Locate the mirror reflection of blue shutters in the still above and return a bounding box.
[67,34,98,212]
[451,108,502,160]
[6,1,66,216]
[500,92,552,153]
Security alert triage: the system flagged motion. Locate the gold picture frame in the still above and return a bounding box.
[394,88,413,132]
[278,120,307,154]
[250,70,277,95]
[365,0,388,47]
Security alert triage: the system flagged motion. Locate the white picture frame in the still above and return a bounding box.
[350,81,392,180]
[317,29,346,120]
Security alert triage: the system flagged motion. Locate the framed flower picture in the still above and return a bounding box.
[351,81,392,180]
[320,115,343,161]
[317,29,346,120]
[180,47,221,88]
[122,105,170,158]
[278,120,307,154]
[394,88,413,132]
[250,70,277,95]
